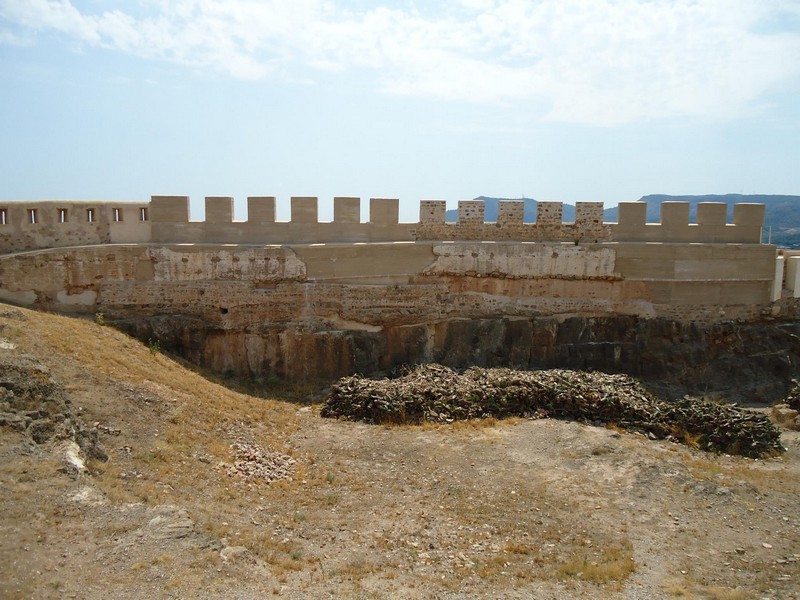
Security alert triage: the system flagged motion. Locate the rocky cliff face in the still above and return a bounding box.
[1,243,795,403]
[113,313,800,404]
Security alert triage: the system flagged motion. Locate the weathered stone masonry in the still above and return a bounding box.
[1,195,799,398]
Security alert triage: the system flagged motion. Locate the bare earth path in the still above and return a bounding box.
[0,304,798,599]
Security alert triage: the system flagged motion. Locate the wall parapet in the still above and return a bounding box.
[0,200,151,254]
[0,196,766,255]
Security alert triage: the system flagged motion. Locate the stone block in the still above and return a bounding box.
[734,203,765,227]
[616,202,647,230]
[291,197,318,223]
[205,197,233,223]
[334,197,361,223]
[498,201,524,225]
[660,202,690,227]
[575,202,604,225]
[537,202,563,226]
[696,202,727,226]
[151,196,189,223]
[420,200,446,224]
[370,198,399,225]
[458,200,485,224]
[247,197,276,223]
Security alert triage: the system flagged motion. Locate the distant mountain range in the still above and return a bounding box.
[446,194,800,248]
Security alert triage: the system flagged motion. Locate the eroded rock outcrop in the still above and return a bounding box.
[114,314,800,404]
[0,354,107,462]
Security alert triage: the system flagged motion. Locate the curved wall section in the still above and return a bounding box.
[0,195,766,255]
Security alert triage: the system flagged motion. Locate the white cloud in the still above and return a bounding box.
[1,0,799,125]
[0,26,31,45]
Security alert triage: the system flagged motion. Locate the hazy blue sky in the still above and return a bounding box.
[2,0,799,222]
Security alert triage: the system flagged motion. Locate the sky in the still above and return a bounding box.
[1,0,799,222]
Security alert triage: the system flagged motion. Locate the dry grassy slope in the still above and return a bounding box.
[0,303,799,600]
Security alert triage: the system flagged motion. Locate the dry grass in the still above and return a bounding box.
[664,579,752,600]
[553,542,636,584]
[2,307,309,557]
[704,586,751,600]
[680,452,787,491]
[3,304,798,599]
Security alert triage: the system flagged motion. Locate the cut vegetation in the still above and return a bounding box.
[323,364,784,457]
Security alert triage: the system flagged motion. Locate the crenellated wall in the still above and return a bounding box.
[0,193,795,386]
[0,195,765,255]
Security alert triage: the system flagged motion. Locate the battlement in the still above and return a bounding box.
[418,199,763,243]
[0,200,151,254]
[0,196,766,255]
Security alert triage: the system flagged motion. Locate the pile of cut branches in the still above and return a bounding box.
[321,364,784,458]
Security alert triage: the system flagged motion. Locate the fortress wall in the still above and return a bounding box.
[610,202,764,243]
[148,195,416,245]
[0,196,777,325]
[0,237,781,379]
[0,200,151,254]
[0,195,787,383]
[414,200,762,244]
[0,240,776,320]
[1,197,766,254]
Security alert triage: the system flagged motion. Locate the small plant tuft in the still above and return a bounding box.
[148,338,161,354]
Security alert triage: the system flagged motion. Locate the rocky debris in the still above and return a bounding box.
[785,379,800,411]
[323,364,785,458]
[68,485,107,507]
[145,505,195,540]
[220,545,250,563]
[0,354,108,462]
[0,307,27,321]
[58,440,88,477]
[770,403,800,431]
[219,441,296,483]
[114,381,168,407]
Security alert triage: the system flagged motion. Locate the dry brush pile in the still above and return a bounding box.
[322,364,784,458]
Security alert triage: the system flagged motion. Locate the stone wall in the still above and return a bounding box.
[0,236,784,381]
[0,196,765,255]
[0,194,791,388]
[0,201,151,254]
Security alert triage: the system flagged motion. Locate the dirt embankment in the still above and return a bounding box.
[1,304,799,599]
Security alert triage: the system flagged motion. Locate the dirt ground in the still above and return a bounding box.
[0,304,799,599]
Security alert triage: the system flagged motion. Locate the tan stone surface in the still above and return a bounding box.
[0,237,779,327]
[422,242,618,279]
[246,196,275,223]
[204,196,233,223]
[0,197,769,253]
